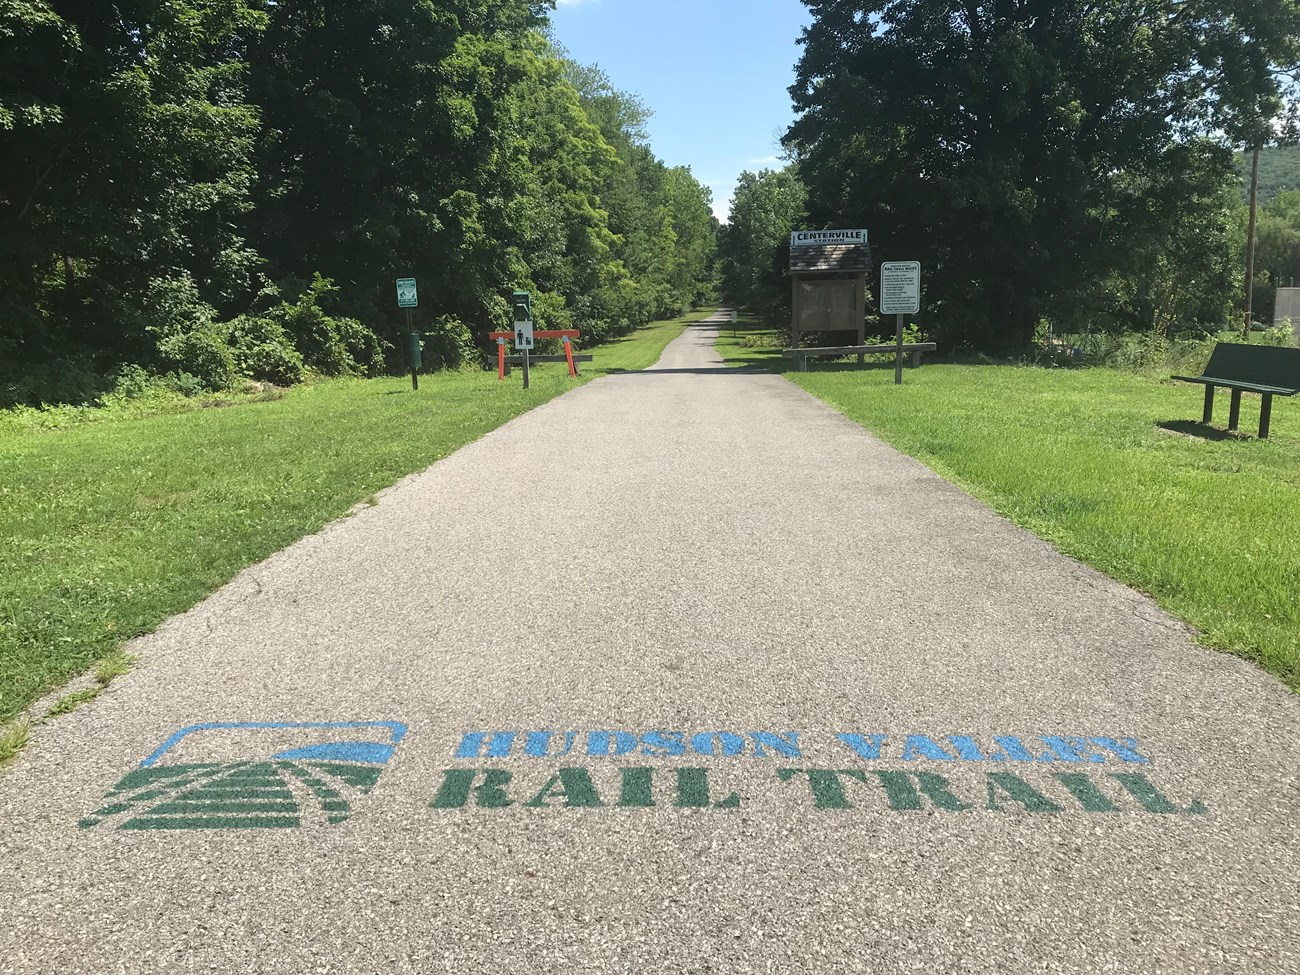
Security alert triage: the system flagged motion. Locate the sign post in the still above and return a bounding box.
[512,290,534,390]
[880,262,921,385]
[396,278,419,390]
[731,308,738,338]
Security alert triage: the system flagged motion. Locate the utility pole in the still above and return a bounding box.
[1243,145,1261,340]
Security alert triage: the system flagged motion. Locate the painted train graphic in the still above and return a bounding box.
[81,722,407,831]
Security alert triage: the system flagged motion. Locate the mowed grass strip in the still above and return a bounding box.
[716,323,1300,691]
[0,310,715,722]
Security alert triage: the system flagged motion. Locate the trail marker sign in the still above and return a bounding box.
[396,278,418,309]
[880,262,920,315]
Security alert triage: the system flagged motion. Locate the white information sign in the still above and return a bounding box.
[790,229,869,248]
[880,262,921,315]
[514,320,535,351]
[396,277,418,308]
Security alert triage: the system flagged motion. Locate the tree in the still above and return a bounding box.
[1,1,719,397]
[786,0,1300,351]
[719,167,806,327]
[1257,191,1300,287]
[1,0,266,366]
[566,61,719,328]
[245,0,551,341]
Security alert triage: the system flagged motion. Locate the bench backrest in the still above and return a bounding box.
[1202,343,1300,389]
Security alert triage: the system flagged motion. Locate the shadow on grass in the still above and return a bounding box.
[792,359,932,375]
[724,350,785,371]
[1156,419,1251,442]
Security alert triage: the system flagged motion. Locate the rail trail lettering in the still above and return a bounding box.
[433,729,1207,817]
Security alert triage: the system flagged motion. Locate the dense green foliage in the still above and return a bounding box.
[776,0,1300,351]
[0,1,717,405]
[717,168,806,326]
[1251,189,1300,322]
[1238,145,1300,203]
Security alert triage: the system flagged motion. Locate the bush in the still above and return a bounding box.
[333,316,386,374]
[421,315,478,370]
[1262,319,1295,347]
[164,371,209,398]
[0,357,111,409]
[223,315,305,386]
[110,364,155,399]
[157,326,238,390]
[270,274,384,377]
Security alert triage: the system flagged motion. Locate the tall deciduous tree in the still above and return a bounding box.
[1,0,266,363]
[719,167,806,326]
[786,0,1300,350]
[245,0,549,337]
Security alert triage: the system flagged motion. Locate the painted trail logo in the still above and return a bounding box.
[84,725,1207,830]
[80,721,407,831]
[434,730,1208,817]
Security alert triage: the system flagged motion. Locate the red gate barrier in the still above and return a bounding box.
[488,330,582,379]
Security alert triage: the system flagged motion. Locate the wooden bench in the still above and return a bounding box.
[782,343,937,373]
[1172,343,1300,439]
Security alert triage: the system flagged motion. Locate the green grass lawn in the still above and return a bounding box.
[0,310,715,725]
[717,320,1300,692]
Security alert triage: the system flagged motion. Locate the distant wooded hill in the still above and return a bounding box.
[1238,146,1300,203]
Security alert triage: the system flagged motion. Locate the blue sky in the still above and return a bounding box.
[549,0,813,222]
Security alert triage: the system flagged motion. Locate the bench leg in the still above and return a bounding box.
[1228,389,1242,431]
[1260,394,1272,439]
[911,350,921,369]
[1202,385,1214,424]
[801,356,809,373]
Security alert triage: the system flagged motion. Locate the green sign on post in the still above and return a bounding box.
[397,277,419,390]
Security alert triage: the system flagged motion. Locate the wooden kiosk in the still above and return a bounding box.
[789,229,871,360]
[783,228,937,372]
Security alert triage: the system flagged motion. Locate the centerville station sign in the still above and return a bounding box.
[790,229,869,247]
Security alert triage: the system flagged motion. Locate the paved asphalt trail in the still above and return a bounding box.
[2,312,1298,974]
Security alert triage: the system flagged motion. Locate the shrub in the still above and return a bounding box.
[157,326,238,390]
[137,274,219,341]
[0,357,110,409]
[421,315,478,370]
[270,274,384,377]
[333,316,386,375]
[164,372,209,398]
[110,364,155,399]
[223,315,305,386]
[1262,318,1295,347]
